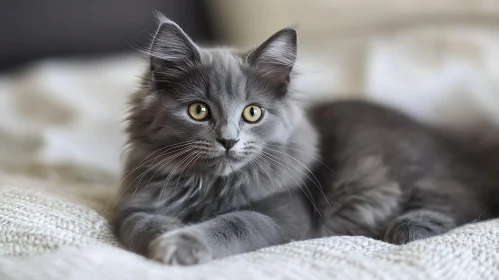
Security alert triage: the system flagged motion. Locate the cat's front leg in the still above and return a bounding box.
[117,211,184,256]
[115,208,212,265]
[148,210,285,265]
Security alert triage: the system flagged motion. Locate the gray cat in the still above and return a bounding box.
[112,15,499,265]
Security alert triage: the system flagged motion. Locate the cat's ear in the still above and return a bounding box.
[148,13,201,80]
[247,28,297,85]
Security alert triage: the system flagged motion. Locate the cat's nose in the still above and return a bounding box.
[217,138,239,151]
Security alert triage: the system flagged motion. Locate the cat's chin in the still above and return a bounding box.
[211,158,246,177]
[214,165,235,177]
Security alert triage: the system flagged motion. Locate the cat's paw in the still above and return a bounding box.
[384,221,438,244]
[384,211,455,245]
[147,229,212,265]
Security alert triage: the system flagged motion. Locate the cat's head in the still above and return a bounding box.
[127,15,304,176]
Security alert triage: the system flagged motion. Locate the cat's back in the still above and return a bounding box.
[307,100,444,192]
[307,100,432,149]
[308,100,422,133]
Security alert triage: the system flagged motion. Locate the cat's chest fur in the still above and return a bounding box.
[136,166,284,222]
[160,174,258,221]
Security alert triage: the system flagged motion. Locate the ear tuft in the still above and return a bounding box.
[247,28,297,84]
[148,13,201,82]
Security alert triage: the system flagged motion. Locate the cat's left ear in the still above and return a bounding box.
[247,28,297,85]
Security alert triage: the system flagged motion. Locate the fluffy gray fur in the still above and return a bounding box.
[112,15,499,265]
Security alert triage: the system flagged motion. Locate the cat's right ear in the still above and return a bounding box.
[148,13,201,82]
[246,27,297,87]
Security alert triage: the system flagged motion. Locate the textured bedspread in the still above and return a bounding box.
[1,174,498,280]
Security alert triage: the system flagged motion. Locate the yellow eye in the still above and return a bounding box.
[242,105,263,123]
[188,103,209,121]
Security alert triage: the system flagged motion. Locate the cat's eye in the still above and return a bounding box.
[242,105,263,123]
[188,103,209,121]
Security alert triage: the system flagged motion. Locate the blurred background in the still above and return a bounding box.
[1,0,499,184]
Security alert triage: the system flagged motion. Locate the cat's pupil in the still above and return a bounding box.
[250,107,255,116]
[196,105,202,114]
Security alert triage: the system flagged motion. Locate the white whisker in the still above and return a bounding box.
[110,146,193,213]
[260,154,322,217]
[261,145,333,211]
[266,143,333,171]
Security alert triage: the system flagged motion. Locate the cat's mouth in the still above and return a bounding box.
[212,150,242,161]
[224,151,241,161]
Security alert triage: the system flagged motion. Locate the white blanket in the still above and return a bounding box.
[1,174,498,280]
